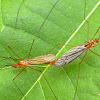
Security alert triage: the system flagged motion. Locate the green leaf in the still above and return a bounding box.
[0,0,100,100]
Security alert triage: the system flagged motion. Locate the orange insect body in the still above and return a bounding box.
[85,38,99,48]
[44,59,57,65]
[12,60,28,68]
[12,54,56,68]
[43,38,100,67]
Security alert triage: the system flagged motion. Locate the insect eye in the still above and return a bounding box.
[97,41,99,43]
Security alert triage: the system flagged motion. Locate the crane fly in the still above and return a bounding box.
[0,54,57,99]
[11,54,56,68]
[54,35,100,67]
[53,28,100,100]
[52,3,100,100]
[44,26,100,100]
[51,1,99,99]
[0,0,59,100]
[43,26,100,99]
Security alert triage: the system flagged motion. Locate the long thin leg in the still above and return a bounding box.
[74,50,88,100]
[8,0,24,46]
[28,0,59,58]
[0,65,10,70]
[12,67,26,99]
[0,57,18,62]
[87,21,89,40]
[27,66,58,100]
[84,20,89,41]
[84,0,90,40]
[8,0,24,60]
[8,46,21,60]
[12,65,58,100]
[93,43,100,47]
[46,43,76,54]
[84,0,86,20]
[0,57,19,70]
[89,49,100,57]
[92,27,100,40]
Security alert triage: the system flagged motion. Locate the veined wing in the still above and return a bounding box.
[24,54,56,65]
[54,46,87,67]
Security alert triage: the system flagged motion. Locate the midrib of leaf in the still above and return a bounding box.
[21,1,100,99]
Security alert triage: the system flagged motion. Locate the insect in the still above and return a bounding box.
[53,27,100,100]
[0,54,57,100]
[46,24,99,100]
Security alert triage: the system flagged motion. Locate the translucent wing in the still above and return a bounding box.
[25,54,56,65]
[54,46,87,67]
